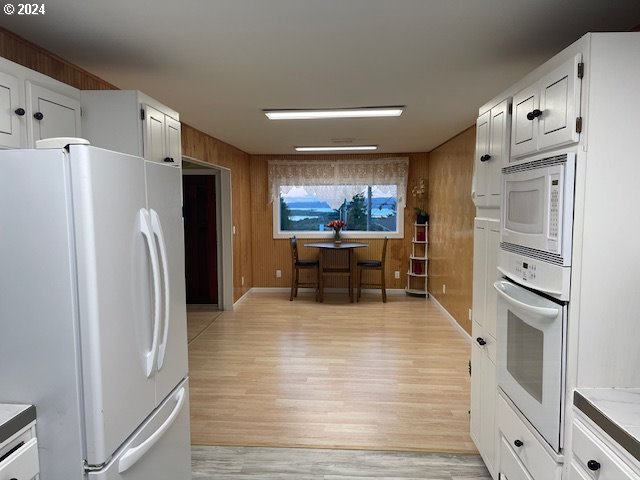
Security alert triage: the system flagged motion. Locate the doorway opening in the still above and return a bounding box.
[182,156,233,312]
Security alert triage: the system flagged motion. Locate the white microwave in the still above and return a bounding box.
[501,152,575,267]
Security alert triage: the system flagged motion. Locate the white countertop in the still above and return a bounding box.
[0,403,36,445]
[574,388,640,462]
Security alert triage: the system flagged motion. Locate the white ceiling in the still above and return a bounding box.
[2,1,639,154]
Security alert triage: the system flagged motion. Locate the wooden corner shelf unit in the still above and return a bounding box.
[406,223,428,297]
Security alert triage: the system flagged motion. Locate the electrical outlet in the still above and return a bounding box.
[276,270,282,278]
[442,284,446,294]
[469,308,472,321]
[241,276,245,286]
[394,271,400,279]
[233,225,236,235]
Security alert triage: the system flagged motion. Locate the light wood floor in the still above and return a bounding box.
[187,305,223,343]
[192,445,491,479]
[187,291,475,453]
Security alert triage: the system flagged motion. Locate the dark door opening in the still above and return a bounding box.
[183,175,218,304]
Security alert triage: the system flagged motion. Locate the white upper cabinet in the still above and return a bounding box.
[0,57,81,149]
[474,98,511,208]
[81,90,182,167]
[511,54,582,158]
[0,70,24,148]
[27,82,81,145]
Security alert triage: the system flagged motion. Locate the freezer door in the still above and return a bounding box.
[145,161,189,405]
[88,379,192,480]
[69,146,157,466]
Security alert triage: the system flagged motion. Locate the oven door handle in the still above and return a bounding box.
[494,280,560,320]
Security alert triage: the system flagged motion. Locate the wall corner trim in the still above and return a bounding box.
[428,293,472,343]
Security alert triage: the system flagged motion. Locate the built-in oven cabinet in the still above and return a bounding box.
[497,393,563,480]
[511,54,582,159]
[568,415,640,480]
[473,98,511,208]
[0,56,81,149]
[0,420,39,480]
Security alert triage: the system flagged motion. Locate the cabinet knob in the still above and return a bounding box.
[526,109,543,121]
[480,154,492,162]
[514,439,523,448]
[14,108,25,116]
[587,460,601,471]
[33,112,44,121]
[476,337,486,346]
[164,157,175,163]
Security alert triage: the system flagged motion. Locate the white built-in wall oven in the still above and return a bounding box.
[495,149,576,453]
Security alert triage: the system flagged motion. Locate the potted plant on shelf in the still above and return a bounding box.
[412,178,429,224]
[327,219,346,244]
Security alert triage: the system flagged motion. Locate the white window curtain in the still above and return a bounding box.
[267,157,409,209]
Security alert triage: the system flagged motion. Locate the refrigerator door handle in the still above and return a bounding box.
[139,209,161,378]
[118,386,186,474]
[150,209,171,370]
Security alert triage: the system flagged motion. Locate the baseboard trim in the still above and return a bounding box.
[232,289,252,308]
[428,293,471,343]
[249,287,406,295]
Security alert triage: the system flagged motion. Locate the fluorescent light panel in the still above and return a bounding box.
[264,107,403,120]
[295,145,378,152]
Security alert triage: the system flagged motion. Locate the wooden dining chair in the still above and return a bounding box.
[357,237,388,302]
[289,236,319,301]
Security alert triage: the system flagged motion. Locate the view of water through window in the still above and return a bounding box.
[279,185,398,232]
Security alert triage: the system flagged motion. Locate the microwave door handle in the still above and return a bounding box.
[497,267,564,297]
[493,281,560,320]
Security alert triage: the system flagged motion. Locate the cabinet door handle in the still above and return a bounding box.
[480,154,492,162]
[164,157,175,163]
[514,439,523,447]
[33,112,44,121]
[14,108,25,116]
[587,460,601,471]
[476,337,486,346]
[526,109,542,121]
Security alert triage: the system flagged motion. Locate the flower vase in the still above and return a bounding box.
[416,213,428,225]
[333,228,342,245]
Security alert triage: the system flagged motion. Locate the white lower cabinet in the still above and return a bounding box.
[497,394,562,480]
[569,417,640,480]
[0,421,39,480]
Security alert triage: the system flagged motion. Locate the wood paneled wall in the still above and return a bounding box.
[248,153,429,291]
[0,26,254,302]
[427,127,476,334]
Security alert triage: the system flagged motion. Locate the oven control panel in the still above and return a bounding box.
[498,249,571,301]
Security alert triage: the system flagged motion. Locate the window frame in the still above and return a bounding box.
[272,189,405,239]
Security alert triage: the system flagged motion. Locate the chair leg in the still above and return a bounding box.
[381,268,387,303]
[289,267,295,301]
[357,267,362,301]
[315,267,319,302]
[294,269,300,298]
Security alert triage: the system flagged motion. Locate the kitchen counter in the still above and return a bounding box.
[0,403,36,445]
[574,388,640,463]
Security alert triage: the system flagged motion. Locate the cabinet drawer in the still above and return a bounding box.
[497,394,561,480]
[0,437,39,479]
[500,436,533,480]
[571,419,640,480]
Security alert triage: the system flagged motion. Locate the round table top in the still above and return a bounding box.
[304,241,368,249]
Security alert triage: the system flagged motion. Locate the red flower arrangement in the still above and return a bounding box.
[326,219,346,230]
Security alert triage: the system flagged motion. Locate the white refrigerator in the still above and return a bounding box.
[0,139,191,479]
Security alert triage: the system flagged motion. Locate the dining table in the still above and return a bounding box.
[305,241,368,302]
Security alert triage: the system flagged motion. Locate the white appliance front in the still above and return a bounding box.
[494,279,566,452]
[88,379,191,480]
[144,160,189,404]
[70,145,159,466]
[501,151,575,268]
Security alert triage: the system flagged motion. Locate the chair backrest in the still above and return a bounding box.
[290,236,299,263]
[381,236,389,266]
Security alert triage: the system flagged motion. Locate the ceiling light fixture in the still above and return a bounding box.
[264,107,404,120]
[294,145,378,152]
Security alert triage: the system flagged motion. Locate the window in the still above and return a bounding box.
[269,158,408,239]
